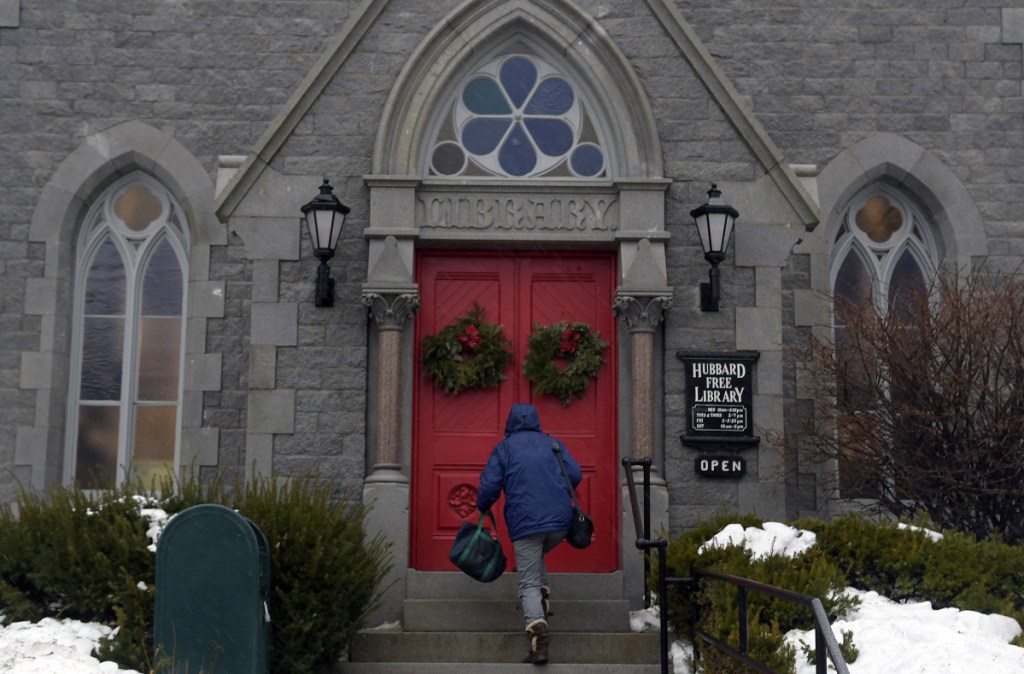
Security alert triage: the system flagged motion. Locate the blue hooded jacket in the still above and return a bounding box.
[477,403,583,541]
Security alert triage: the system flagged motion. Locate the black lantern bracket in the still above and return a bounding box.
[690,184,739,312]
[300,178,351,308]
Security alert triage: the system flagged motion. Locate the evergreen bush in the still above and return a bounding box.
[660,513,854,674]
[803,515,1024,648]
[0,471,392,673]
[660,512,1024,673]
[793,514,934,602]
[0,483,156,666]
[234,475,392,674]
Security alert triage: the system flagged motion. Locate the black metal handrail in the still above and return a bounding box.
[621,457,849,674]
[690,568,850,674]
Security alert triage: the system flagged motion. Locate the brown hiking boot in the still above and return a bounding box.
[523,618,549,665]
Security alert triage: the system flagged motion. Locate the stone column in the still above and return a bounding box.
[612,292,672,460]
[360,288,418,625]
[362,291,419,478]
[613,291,671,612]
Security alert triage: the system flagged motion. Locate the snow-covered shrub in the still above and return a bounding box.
[0,483,155,667]
[659,514,855,674]
[794,514,935,602]
[0,471,392,673]
[799,514,1024,647]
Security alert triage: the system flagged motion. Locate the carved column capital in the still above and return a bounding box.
[362,290,420,331]
[613,292,673,333]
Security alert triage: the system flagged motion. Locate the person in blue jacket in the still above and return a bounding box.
[477,403,583,665]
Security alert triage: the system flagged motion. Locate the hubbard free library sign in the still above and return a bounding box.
[677,351,760,479]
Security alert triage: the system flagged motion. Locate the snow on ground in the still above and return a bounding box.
[1,521,1021,673]
[631,522,1024,674]
[699,521,818,559]
[788,589,1024,674]
[0,618,141,674]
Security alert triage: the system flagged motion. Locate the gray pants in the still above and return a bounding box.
[513,530,567,626]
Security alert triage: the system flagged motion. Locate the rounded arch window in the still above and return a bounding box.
[427,49,609,179]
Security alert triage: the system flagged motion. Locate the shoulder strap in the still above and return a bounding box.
[551,441,580,509]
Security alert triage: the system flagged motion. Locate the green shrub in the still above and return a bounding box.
[922,529,1024,620]
[795,514,934,602]
[660,514,854,674]
[801,514,1024,637]
[661,513,1024,671]
[234,475,392,674]
[0,471,392,674]
[0,483,157,666]
[696,599,796,674]
[659,512,765,640]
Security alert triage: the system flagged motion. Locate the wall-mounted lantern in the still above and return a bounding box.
[690,183,739,312]
[300,178,350,307]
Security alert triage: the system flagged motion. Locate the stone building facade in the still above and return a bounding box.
[2,0,1022,620]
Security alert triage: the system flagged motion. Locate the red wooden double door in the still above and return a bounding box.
[413,251,619,572]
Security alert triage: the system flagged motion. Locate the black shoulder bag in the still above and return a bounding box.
[552,442,594,549]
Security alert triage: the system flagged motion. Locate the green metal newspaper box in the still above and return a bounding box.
[154,503,270,673]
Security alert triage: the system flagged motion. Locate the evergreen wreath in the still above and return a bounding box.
[523,321,609,406]
[420,302,514,395]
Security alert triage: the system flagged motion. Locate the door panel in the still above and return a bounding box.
[413,252,618,572]
[516,257,617,570]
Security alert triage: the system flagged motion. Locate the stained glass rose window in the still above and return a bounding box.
[430,53,607,179]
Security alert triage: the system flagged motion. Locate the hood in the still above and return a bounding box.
[504,403,542,436]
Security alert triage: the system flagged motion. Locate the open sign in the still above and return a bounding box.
[695,455,746,478]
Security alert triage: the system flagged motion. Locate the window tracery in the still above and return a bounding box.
[428,51,607,179]
[68,173,188,489]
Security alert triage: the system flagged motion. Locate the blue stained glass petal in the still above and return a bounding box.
[462,118,511,155]
[499,123,537,177]
[463,77,511,115]
[500,57,537,109]
[525,78,574,115]
[570,145,605,177]
[524,119,573,157]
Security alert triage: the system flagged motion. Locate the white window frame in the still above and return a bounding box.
[64,172,190,489]
[830,184,940,314]
[423,40,612,180]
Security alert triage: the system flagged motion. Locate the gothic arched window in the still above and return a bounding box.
[830,185,939,496]
[427,49,608,179]
[67,173,189,489]
[832,186,937,319]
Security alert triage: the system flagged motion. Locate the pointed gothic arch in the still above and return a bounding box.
[817,132,986,270]
[19,121,224,490]
[817,133,987,499]
[372,0,663,178]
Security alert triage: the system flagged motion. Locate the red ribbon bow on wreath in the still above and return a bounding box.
[524,321,608,406]
[420,303,514,395]
[559,327,582,355]
[458,324,483,351]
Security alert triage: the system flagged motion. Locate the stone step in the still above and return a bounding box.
[406,570,626,601]
[336,664,664,673]
[404,598,631,632]
[347,630,662,665]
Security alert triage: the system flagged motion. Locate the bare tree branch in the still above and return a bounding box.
[790,269,1024,542]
